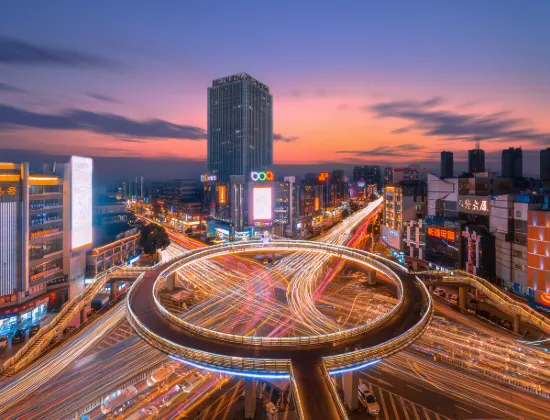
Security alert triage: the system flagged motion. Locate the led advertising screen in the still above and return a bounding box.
[253,187,272,220]
[71,156,93,250]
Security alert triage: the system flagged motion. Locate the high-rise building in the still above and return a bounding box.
[352,165,381,189]
[0,157,92,334]
[502,147,523,179]
[440,151,453,179]
[352,166,366,183]
[274,176,297,236]
[468,140,485,173]
[384,167,393,185]
[540,148,550,183]
[329,170,349,207]
[207,73,273,182]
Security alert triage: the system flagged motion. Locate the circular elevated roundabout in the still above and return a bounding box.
[126,240,432,419]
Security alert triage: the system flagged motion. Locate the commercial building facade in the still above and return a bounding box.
[0,157,93,333]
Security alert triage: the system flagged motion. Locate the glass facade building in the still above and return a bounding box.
[207,73,273,182]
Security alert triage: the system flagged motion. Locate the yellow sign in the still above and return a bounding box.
[0,186,17,196]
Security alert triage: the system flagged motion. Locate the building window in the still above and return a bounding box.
[516,211,521,217]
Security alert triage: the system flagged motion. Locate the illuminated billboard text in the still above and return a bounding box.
[251,171,274,181]
[458,196,489,214]
[217,185,227,204]
[71,156,93,250]
[253,187,272,220]
[427,226,456,242]
[200,174,217,182]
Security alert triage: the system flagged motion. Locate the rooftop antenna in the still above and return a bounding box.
[475,137,481,150]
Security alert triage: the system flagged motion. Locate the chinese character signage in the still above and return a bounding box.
[318,172,329,182]
[0,186,17,196]
[458,195,489,215]
[427,226,456,242]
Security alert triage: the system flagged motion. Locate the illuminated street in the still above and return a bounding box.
[0,199,548,420]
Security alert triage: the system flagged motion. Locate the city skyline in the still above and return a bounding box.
[1,1,550,179]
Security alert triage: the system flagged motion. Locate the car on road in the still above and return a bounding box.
[147,362,178,386]
[358,383,380,416]
[29,325,40,337]
[432,287,446,297]
[12,329,25,344]
[182,370,211,393]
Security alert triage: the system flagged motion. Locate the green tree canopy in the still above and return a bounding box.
[139,224,170,255]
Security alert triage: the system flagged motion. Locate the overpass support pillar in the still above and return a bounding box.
[368,269,377,285]
[244,379,257,419]
[110,281,117,301]
[342,370,359,411]
[166,272,176,292]
[80,306,87,324]
[514,314,521,334]
[428,285,434,293]
[459,286,467,309]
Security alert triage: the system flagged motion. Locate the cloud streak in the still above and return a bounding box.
[274,133,299,143]
[368,97,550,144]
[85,92,121,104]
[0,104,206,140]
[0,36,117,68]
[0,81,26,93]
[337,144,425,157]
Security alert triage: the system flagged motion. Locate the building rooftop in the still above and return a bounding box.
[211,73,269,92]
[93,222,137,248]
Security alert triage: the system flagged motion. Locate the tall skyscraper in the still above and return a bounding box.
[502,147,523,179]
[352,165,381,189]
[207,73,273,182]
[540,148,550,183]
[440,151,453,179]
[468,139,485,173]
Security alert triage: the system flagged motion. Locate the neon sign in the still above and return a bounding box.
[458,196,489,214]
[318,172,329,182]
[427,227,456,242]
[200,174,217,182]
[0,186,17,196]
[250,171,274,181]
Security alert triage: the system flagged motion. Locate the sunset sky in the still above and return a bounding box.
[1,1,549,180]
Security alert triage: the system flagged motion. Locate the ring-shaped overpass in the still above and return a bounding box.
[127,240,432,419]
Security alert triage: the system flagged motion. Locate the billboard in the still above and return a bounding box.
[381,224,402,250]
[318,172,329,182]
[200,173,217,182]
[427,226,456,242]
[458,195,489,215]
[217,185,227,204]
[253,186,272,220]
[71,156,93,250]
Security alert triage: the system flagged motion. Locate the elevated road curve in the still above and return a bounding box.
[127,240,432,419]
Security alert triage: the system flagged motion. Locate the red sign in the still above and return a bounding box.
[427,227,456,242]
[318,172,329,182]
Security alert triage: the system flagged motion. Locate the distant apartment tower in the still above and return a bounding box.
[207,73,273,182]
[540,148,550,183]
[468,140,485,174]
[353,165,381,189]
[384,167,393,185]
[440,151,453,179]
[502,147,523,179]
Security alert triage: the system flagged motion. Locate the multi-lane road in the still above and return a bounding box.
[1,200,549,419]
